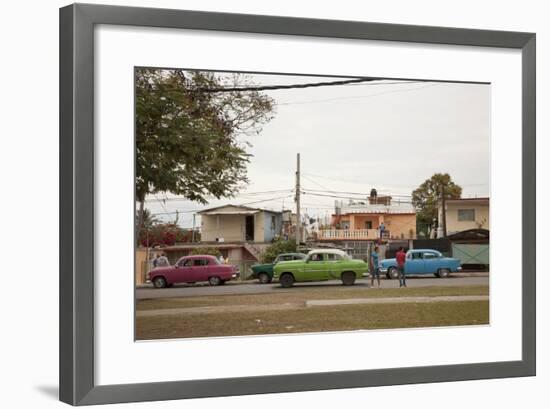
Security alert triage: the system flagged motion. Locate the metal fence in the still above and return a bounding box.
[232,260,257,280]
[452,244,490,268]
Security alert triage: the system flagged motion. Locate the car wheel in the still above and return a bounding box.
[438,268,451,278]
[341,271,356,286]
[279,273,295,288]
[152,276,167,289]
[388,267,399,279]
[258,273,272,284]
[208,276,222,286]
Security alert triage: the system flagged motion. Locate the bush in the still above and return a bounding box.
[261,239,297,263]
[138,223,195,247]
[189,247,222,257]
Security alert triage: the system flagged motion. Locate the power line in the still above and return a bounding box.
[193,77,383,93]
[301,191,414,203]
[278,83,438,106]
[149,194,293,217]
[301,175,332,191]
[145,189,293,203]
[302,187,412,198]
[301,172,416,190]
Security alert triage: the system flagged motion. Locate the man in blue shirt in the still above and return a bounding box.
[378,222,386,239]
[370,246,381,288]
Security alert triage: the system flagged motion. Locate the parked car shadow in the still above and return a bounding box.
[272,282,370,289]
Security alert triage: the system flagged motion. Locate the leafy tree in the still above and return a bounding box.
[411,173,462,234]
[135,208,159,230]
[261,239,298,263]
[135,69,275,239]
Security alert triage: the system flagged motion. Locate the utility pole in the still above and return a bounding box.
[192,213,196,243]
[295,153,301,245]
[440,184,447,238]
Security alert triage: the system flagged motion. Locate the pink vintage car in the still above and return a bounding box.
[148,255,239,288]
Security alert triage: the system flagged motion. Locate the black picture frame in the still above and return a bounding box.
[59,3,536,406]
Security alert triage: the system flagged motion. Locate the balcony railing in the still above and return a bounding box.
[318,229,382,240]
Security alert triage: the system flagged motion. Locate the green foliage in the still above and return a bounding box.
[261,239,297,263]
[135,69,275,203]
[189,247,222,257]
[138,222,197,247]
[136,208,159,230]
[411,173,462,231]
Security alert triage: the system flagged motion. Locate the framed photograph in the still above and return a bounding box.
[59,3,536,406]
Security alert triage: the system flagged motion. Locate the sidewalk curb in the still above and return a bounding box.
[306,295,489,307]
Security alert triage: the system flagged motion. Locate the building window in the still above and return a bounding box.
[458,209,475,221]
[271,215,276,230]
[365,221,373,229]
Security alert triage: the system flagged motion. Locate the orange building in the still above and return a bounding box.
[319,196,417,241]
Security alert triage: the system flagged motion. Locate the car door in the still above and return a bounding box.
[173,257,194,283]
[192,257,211,282]
[326,252,344,279]
[422,251,439,274]
[405,252,425,274]
[305,253,330,281]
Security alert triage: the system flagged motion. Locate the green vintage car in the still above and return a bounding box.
[273,249,369,288]
[251,253,306,284]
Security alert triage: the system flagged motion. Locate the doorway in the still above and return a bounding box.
[245,215,255,241]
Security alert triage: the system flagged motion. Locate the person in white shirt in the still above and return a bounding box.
[156,253,170,267]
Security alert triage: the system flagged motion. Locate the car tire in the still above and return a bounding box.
[258,273,272,284]
[279,273,295,288]
[152,276,167,289]
[388,267,399,279]
[438,268,451,278]
[341,271,356,286]
[208,276,222,286]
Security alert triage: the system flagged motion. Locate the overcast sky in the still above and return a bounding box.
[143,71,490,228]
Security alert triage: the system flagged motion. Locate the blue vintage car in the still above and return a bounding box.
[379,249,461,279]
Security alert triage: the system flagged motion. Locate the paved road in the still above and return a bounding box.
[136,274,489,300]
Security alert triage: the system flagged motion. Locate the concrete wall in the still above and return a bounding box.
[135,247,148,285]
[201,214,246,242]
[351,215,382,229]
[383,214,417,239]
[263,210,282,242]
[254,211,264,242]
[445,203,490,234]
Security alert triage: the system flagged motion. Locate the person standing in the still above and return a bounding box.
[156,253,170,267]
[378,222,386,239]
[152,254,159,268]
[370,246,381,288]
[396,247,407,287]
